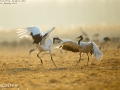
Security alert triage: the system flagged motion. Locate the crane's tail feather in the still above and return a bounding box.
[91,41,103,60]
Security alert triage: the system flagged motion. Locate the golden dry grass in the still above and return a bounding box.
[0,44,120,90]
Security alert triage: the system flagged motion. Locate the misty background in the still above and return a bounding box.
[0,0,120,44]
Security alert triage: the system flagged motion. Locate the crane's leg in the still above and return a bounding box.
[87,54,89,66]
[103,46,105,52]
[99,45,102,50]
[37,51,43,65]
[105,44,109,52]
[75,52,81,66]
[100,45,104,51]
[29,48,36,56]
[60,48,62,53]
[99,47,101,50]
[90,49,93,55]
[29,48,36,60]
[49,50,57,68]
[59,46,63,53]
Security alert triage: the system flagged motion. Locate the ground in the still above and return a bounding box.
[0,45,120,90]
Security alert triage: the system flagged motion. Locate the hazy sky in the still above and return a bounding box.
[0,0,120,30]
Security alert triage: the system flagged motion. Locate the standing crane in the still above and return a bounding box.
[17,27,57,68]
[99,37,110,52]
[59,35,103,66]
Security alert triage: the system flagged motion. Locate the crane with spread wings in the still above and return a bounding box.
[17,27,57,68]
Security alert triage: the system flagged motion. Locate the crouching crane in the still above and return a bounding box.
[53,36,71,53]
[59,35,103,66]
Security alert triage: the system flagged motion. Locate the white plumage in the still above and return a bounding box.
[17,27,43,38]
[91,41,103,60]
[99,37,107,45]
[17,27,57,68]
[79,41,102,60]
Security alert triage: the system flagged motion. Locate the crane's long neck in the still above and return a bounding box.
[78,37,83,44]
[53,37,62,44]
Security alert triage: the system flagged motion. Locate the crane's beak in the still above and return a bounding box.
[77,35,83,39]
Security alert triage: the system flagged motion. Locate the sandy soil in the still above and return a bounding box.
[0,46,120,90]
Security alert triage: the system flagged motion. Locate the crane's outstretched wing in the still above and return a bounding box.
[80,29,88,37]
[41,27,55,45]
[17,27,44,44]
[80,29,93,41]
[17,27,43,38]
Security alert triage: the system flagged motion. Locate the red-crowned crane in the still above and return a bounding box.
[99,37,110,52]
[59,35,103,66]
[17,27,57,68]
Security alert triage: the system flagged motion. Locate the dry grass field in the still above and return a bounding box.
[0,41,120,90]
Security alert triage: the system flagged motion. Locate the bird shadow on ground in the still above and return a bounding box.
[10,68,32,72]
[0,68,33,75]
[1,67,68,72]
[48,67,68,71]
[0,63,96,74]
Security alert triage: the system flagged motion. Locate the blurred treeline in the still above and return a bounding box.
[0,36,119,48]
[0,24,120,47]
[0,39,33,47]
